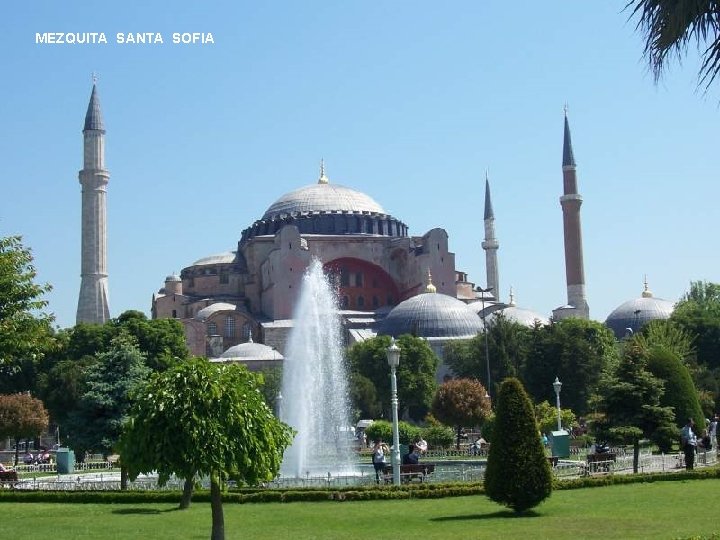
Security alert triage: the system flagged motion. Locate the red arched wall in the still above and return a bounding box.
[324,258,400,311]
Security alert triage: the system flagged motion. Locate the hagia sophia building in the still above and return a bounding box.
[76,84,675,376]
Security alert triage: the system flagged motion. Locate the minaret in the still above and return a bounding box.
[481,171,500,301]
[76,82,110,324]
[554,108,589,319]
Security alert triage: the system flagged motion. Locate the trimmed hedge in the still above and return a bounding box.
[1,467,718,504]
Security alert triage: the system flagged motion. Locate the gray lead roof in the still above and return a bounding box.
[562,114,576,167]
[484,177,494,220]
[84,84,105,132]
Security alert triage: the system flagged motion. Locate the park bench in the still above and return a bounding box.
[585,452,616,475]
[382,463,435,483]
[0,470,19,487]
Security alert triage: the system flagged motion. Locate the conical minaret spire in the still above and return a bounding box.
[481,170,500,302]
[76,81,110,324]
[554,107,588,320]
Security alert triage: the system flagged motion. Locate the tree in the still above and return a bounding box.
[484,378,553,513]
[431,378,491,449]
[522,318,617,416]
[0,236,54,394]
[348,335,438,421]
[120,359,293,540]
[534,401,577,437]
[645,344,704,451]
[628,0,720,90]
[364,419,421,445]
[671,281,720,371]
[349,372,382,420]
[0,393,49,465]
[444,314,531,394]
[64,334,150,460]
[592,344,676,472]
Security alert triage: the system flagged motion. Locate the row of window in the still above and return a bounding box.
[340,295,393,309]
[338,270,382,288]
[185,271,230,288]
[207,318,252,338]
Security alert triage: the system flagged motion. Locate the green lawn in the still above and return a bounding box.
[3,480,718,539]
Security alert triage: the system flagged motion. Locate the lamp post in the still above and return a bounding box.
[386,337,401,486]
[553,377,563,431]
[477,286,493,397]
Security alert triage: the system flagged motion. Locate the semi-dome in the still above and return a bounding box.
[605,281,675,339]
[194,302,237,322]
[262,182,385,220]
[191,252,236,266]
[378,275,483,339]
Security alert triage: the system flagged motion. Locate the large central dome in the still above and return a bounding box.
[262,182,385,220]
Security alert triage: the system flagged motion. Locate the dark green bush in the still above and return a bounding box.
[422,425,455,448]
[484,378,553,513]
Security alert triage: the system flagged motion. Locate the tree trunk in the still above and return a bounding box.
[210,472,225,540]
[179,476,194,509]
[456,425,462,450]
[120,463,128,490]
[633,440,640,474]
[14,437,19,466]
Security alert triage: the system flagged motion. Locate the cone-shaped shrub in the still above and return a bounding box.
[484,377,552,513]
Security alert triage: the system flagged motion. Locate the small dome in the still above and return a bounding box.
[488,306,549,327]
[194,302,237,322]
[262,183,385,220]
[191,252,236,266]
[220,341,282,361]
[378,292,484,339]
[605,291,675,339]
[165,274,181,282]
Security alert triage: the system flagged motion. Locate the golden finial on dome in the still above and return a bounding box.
[641,274,653,298]
[318,158,329,184]
[508,286,516,306]
[425,268,437,293]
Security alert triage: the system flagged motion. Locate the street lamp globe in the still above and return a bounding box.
[386,338,400,368]
[552,377,563,432]
[553,377,562,396]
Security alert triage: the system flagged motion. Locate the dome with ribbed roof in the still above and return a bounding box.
[194,302,237,322]
[262,183,385,220]
[191,252,236,266]
[378,292,483,339]
[220,339,282,361]
[605,281,675,339]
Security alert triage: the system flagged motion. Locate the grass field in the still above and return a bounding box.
[3,480,718,539]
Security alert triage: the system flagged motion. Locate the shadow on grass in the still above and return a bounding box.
[431,509,541,522]
[111,507,181,515]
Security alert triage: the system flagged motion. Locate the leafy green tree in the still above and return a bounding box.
[64,334,150,460]
[671,281,720,371]
[348,335,438,421]
[363,419,420,445]
[484,378,552,513]
[349,372,382,420]
[120,359,293,540]
[645,345,704,451]
[522,318,617,416]
[36,356,97,428]
[257,366,283,413]
[444,314,531,394]
[431,378,491,449]
[0,393,49,465]
[421,424,455,448]
[0,236,54,394]
[534,401,577,437]
[592,344,675,472]
[628,1,720,89]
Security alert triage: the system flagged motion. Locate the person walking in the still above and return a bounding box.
[681,418,698,470]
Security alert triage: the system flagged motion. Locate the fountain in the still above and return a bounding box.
[279,259,357,479]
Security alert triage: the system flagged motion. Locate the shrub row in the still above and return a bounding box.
[1,468,718,504]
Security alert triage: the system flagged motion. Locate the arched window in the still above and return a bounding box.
[357,296,365,308]
[207,322,217,336]
[224,316,235,338]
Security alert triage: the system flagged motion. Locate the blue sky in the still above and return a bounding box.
[1,1,717,330]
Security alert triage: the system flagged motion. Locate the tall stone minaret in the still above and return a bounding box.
[553,108,589,320]
[481,172,500,302]
[76,82,110,324]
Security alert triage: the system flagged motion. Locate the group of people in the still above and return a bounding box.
[370,437,427,483]
[681,415,718,470]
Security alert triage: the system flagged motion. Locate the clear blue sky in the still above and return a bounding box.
[1,1,717,330]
